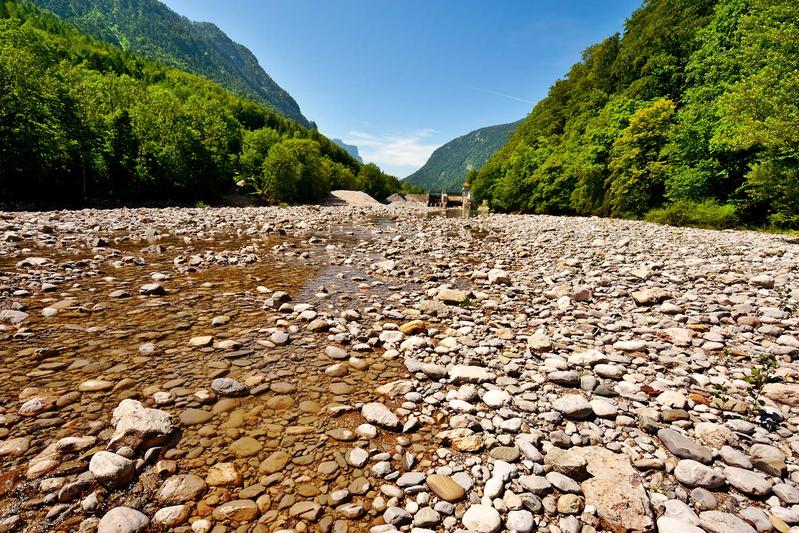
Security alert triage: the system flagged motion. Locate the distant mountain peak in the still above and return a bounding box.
[404,121,520,192]
[332,139,364,163]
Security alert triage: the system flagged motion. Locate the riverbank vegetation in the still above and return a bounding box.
[471,0,799,230]
[0,1,403,207]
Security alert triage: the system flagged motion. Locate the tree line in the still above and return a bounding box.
[471,0,798,229]
[0,1,404,207]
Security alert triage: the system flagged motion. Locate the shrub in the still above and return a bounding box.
[645,200,739,229]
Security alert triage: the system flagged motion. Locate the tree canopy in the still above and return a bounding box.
[0,1,402,207]
[473,0,799,228]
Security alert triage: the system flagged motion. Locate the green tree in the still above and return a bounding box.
[240,127,280,178]
[257,141,300,202]
[606,98,676,217]
[714,0,799,227]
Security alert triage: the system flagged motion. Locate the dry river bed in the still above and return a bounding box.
[0,206,798,533]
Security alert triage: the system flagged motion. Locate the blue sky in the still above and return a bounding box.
[162,0,642,177]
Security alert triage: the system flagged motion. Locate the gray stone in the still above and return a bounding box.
[723,466,772,497]
[210,378,247,397]
[657,428,712,464]
[552,394,592,419]
[699,511,756,533]
[674,459,724,489]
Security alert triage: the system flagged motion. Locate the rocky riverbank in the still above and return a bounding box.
[1,206,798,533]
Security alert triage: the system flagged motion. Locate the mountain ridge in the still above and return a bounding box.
[331,139,363,164]
[404,121,520,192]
[30,0,313,128]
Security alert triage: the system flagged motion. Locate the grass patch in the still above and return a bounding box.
[645,200,739,229]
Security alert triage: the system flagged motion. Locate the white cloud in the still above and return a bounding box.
[344,129,440,172]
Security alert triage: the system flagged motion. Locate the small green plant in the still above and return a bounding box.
[745,353,777,392]
[709,383,729,403]
[645,200,739,229]
[195,200,209,208]
[744,353,779,427]
[461,297,476,308]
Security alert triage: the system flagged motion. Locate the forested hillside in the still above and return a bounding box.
[0,1,402,206]
[473,0,799,229]
[405,121,519,193]
[30,0,313,127]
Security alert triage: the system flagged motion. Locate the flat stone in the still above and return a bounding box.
[212,499,259,522]
[553,394,592,419]
[397,472,426,488]
[723,466,772,497]
[361,402,400,430]
[489,446,520,462]
[288,501,322,520]
[426,474,465,502]
[260,451,291,474]
[761,383,799,407]
[157,474,206,504]
[674,460,724,489]
[206,462,242,487]
[699,511,756,533]
[437,287,469,304]
[211,378,247,397]
[449,364,494,384]
[179,408,213,426]
[631,288,669,306]
[78,379,114,392]
[151,505,190,528]
[749,443,786,477]
[571,447,654,533]
[230,436,262,458]
[188,335,213,347]
[657,428,712,464]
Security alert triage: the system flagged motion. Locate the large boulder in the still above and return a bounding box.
[109,399,174,451]
[761,383,799,407]
[571,447,654,532]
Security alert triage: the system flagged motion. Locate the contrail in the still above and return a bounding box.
[469,85,535,105]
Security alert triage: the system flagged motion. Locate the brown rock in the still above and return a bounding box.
[426,474,465,502]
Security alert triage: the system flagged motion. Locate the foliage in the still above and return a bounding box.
[606,98,675,217]
[0,1,398,206]
[29,0,313,127]
[405,121,519,193]
[473,0,799,229]
[645,199,739,229]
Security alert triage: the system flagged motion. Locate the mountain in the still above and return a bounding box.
[332,139,363,163]
[404,121,519,192]
[0,0,405,207]
[30,0,313,128]
[472,0,799,229]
